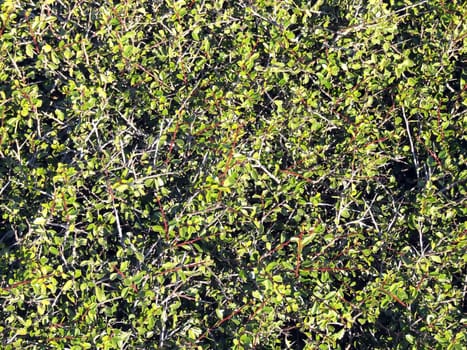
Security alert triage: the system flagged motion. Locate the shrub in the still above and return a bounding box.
[1,0,465,348]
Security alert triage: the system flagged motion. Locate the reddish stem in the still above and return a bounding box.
[156,196,169,240]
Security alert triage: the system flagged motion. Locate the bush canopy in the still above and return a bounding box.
[0,0,466,349]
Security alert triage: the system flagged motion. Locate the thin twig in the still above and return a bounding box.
[402,106,419,179]
[248,157,280,184]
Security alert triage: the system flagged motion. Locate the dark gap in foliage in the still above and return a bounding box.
[314,179,339,220]
[444,54,466,115]
[318,3,349,33]
[203,328,232,348]
[0,229,18,250]
[338,325,375,350]
[280,320,307,349]
[113,298,133,332]
[201,240,240,272]
[342,272,372,302]
[451,267,467,313]
[389,159,418,193]
[373,307,411,347]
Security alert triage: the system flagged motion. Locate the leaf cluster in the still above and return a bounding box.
[0,0,465,349]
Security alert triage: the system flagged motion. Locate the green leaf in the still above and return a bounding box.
[33,217,47,225]
[63,280,74,292]
[95,286,105,303]
[272,275,283,283]
[43,44,52,53]
[252,290,262,300]
[215,309,224,320]
[191,27,201,41]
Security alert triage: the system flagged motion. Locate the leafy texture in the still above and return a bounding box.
[0,0,465,349]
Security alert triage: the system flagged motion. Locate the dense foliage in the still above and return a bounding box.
[0,0,466,348]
